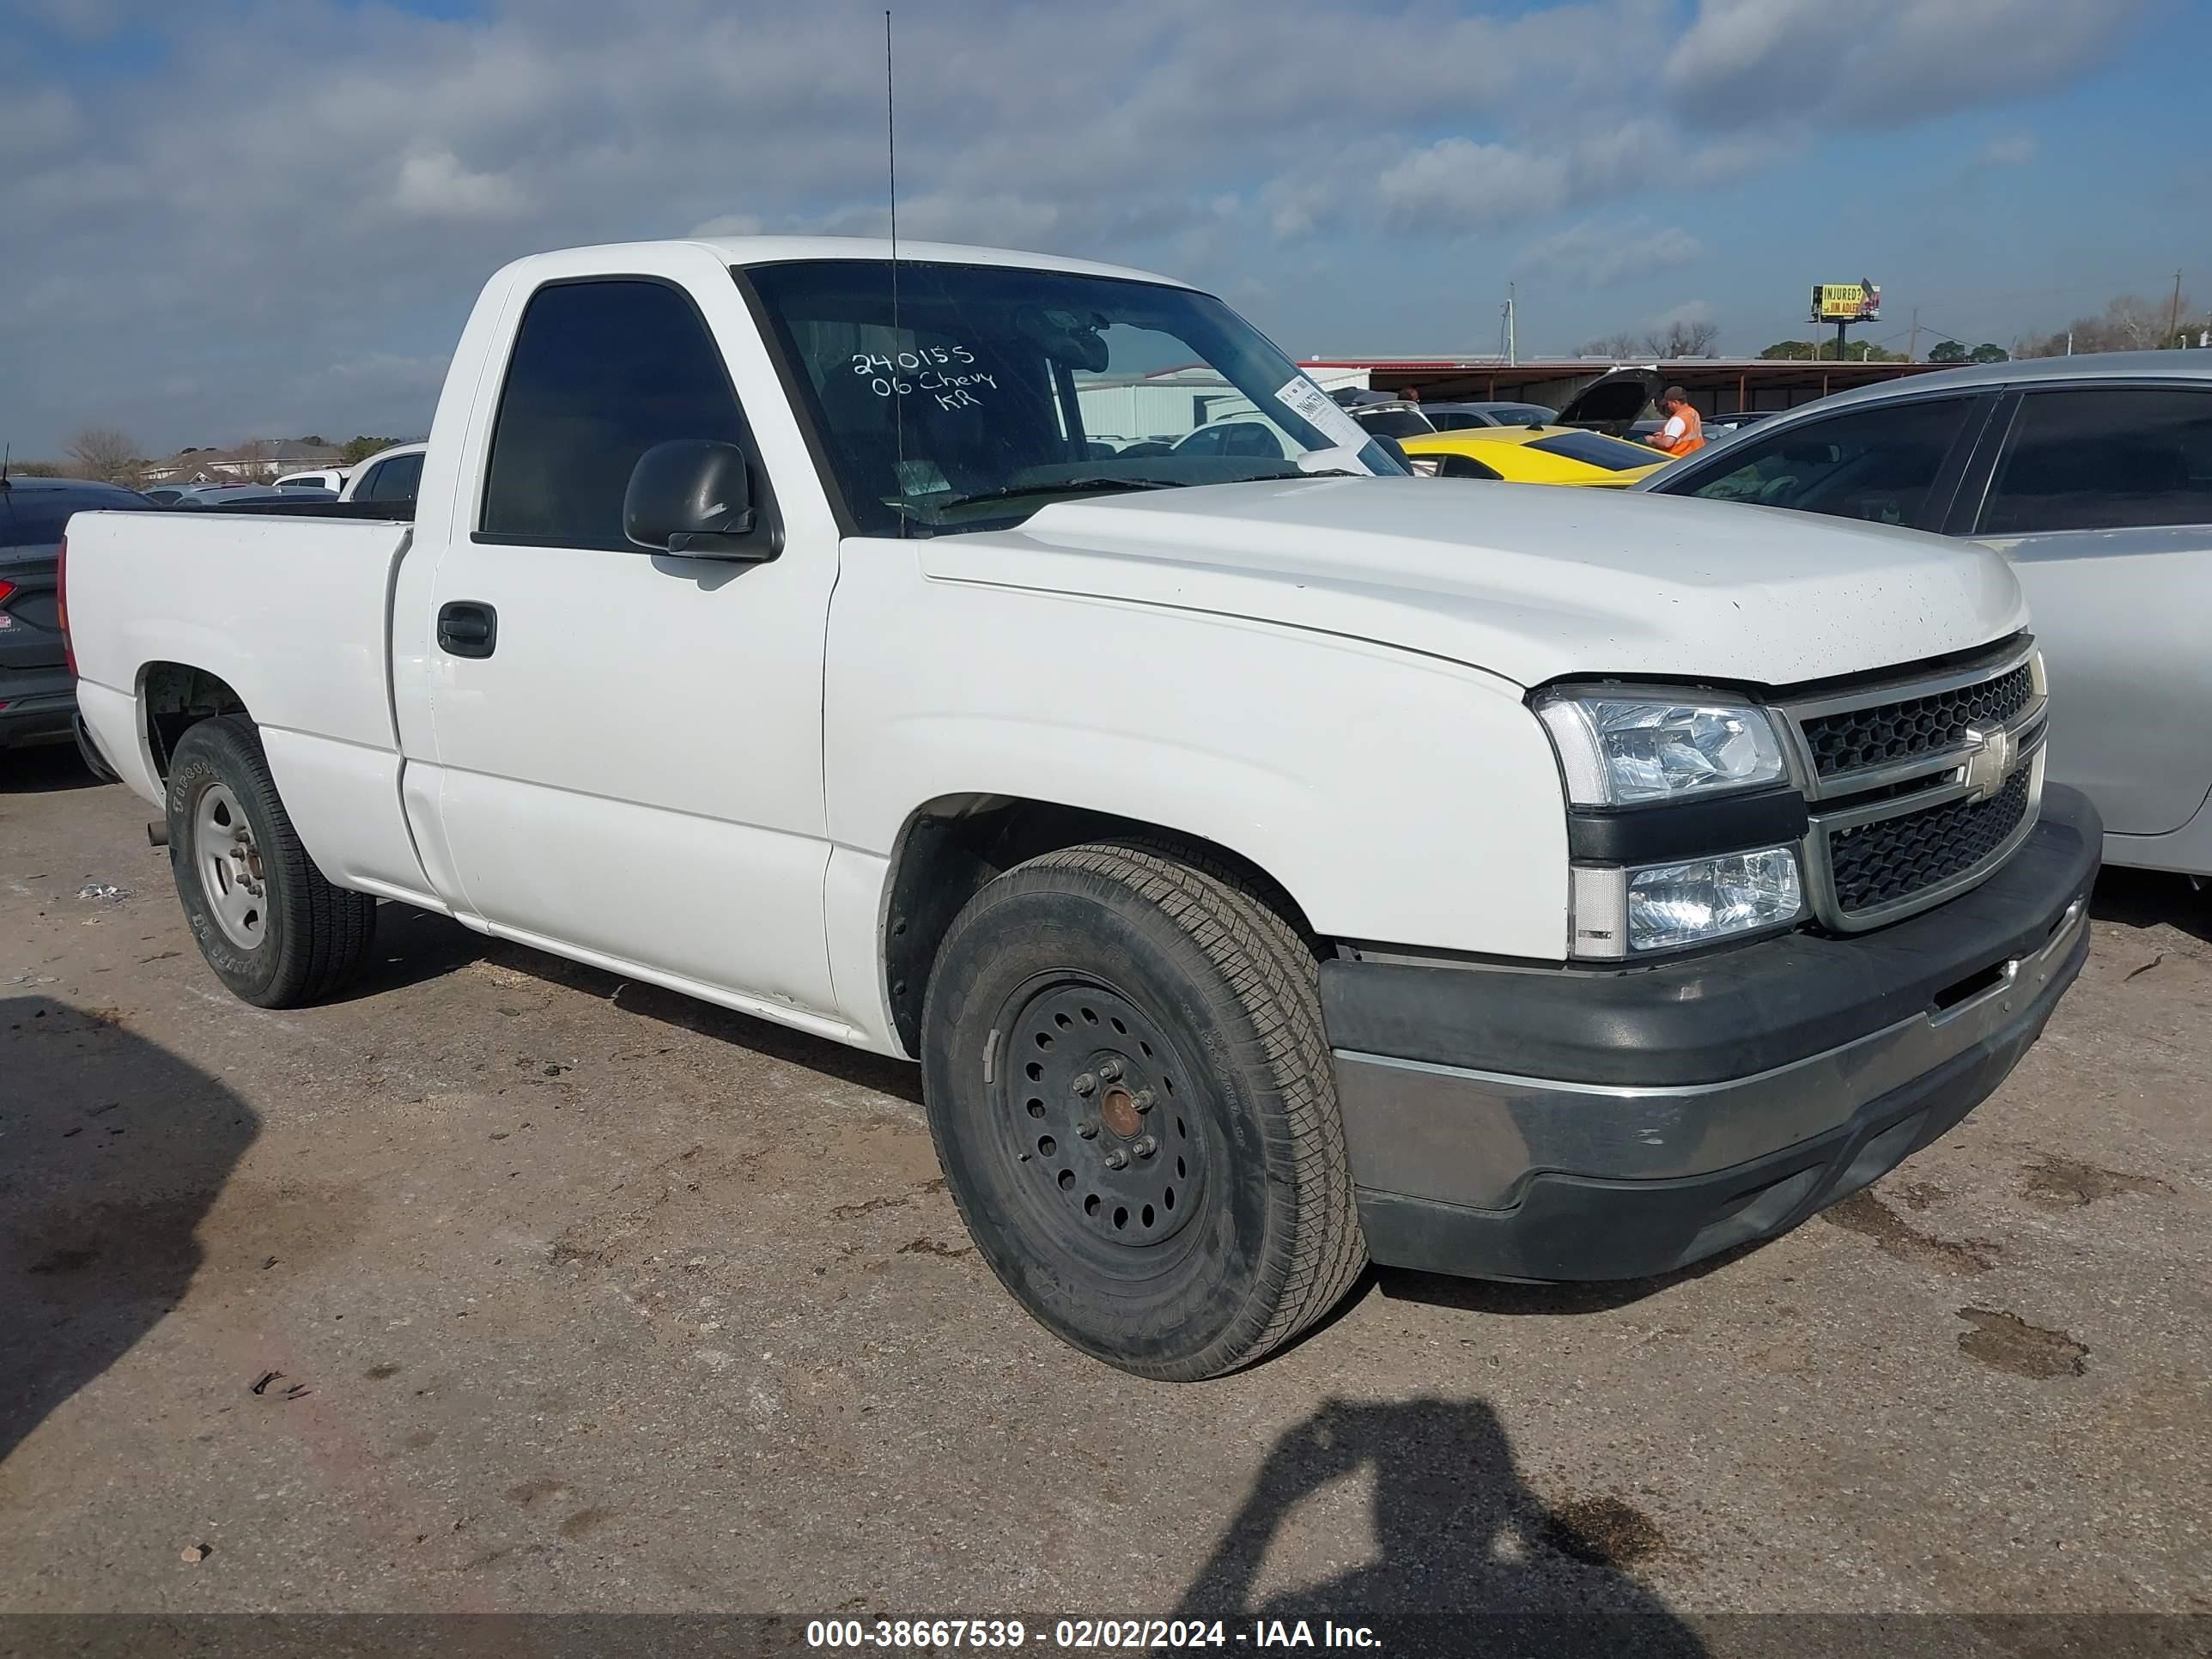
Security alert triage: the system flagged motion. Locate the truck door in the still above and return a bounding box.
[416,270,840,1017]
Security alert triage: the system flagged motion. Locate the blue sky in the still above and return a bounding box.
[5,0,2205,456]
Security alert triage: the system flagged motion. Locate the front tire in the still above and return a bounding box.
[165,716,376,1007]
[920,841,1366,1380]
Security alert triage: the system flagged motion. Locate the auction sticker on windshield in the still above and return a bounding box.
[1274,376,1374,455]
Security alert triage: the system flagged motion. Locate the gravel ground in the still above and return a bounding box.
[3,745,2207,1632]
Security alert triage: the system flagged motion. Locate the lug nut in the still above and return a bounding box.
[1103,1148,1129,1170]
[1072,1072,1097,1097]
[1133,1135,1158,1159]
[1075,1118,1099,1139]
[1098,1057,1125,1083]
[1130,1088,1155,1115]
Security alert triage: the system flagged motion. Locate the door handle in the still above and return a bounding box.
[437,601,497,659]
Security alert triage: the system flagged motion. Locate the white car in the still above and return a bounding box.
[273,469,348,492]
[337,442,426,506]
[62,235,2095,1378]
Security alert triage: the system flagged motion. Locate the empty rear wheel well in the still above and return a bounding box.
[883,797,1316,1055]
[140,663,250,779]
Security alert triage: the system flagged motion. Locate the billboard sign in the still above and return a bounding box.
[1811,282,1881,323]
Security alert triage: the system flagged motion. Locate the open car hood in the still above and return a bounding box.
[1556,367,1660,429]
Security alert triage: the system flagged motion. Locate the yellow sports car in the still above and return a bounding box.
[1400,423,1668,488]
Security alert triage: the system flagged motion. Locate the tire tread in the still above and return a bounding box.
[989,838,1365,1375]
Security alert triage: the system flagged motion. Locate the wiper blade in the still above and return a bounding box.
[917,477,1191,514]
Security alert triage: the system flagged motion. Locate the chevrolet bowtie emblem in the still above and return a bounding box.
[1960,723,2014,804]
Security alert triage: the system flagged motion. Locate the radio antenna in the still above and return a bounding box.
[885,9,907,536]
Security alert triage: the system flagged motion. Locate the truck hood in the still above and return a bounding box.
[917,477,2026,690]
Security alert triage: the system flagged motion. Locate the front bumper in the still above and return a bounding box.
[1324,784,2100,1281]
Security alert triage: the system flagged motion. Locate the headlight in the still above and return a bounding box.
[1536,693,1787,805]
[1571,847,1803,958]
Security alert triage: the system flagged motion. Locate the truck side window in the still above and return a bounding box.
[1979,386,2212,534]
[1665,397,1977,530]
[361,452,422,503]
[481,279,749,550]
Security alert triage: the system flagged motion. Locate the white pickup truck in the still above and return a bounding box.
[63,236,2100,1379]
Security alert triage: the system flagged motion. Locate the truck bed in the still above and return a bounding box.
[65,507,430,903]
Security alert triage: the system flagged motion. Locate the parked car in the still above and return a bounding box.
[173,484,338,507]
[141,485,191,506]
[274,469,349,492]
[0,474,152,755]
[1401,423,1668,487]
[338,442,426,506]
[1419,401,1560,430]
[1637,350,2212,873]
[1169,417,1296,459]
[64,235,2094,1379]
[1704,409,1778,435]
[1348,401,1437,441]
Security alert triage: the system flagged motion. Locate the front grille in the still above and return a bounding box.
[1801,664,2035,781]
[1828,769,2032,915]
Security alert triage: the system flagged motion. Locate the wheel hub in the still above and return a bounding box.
[1002,982,1201,1248]
[193,782,267,950]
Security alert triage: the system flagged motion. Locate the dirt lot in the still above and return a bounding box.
[4,746,2208,1632]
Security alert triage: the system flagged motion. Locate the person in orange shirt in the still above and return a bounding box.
[1644,385,1705,457]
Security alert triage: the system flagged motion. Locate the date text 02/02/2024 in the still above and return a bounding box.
[803,1620,1382,1650]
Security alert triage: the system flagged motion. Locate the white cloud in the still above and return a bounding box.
[1650,299,1717,331]
[687,212,764,238]
[391,150,532,221]
[1377,141,1574,234]
[0,88,83,162]
[1977,131,2039,167]
[1665,0,2148,130]
[0,0,2153,452]
[1516,218,1705,289]
[11,0,129,38]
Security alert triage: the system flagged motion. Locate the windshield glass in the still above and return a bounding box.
[743,258,1404,535]
[1528,431,1658,472]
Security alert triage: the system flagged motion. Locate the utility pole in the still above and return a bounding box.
[1907,307,1921,362]
[1504,283,1517,367]
[2169,270,2185,347]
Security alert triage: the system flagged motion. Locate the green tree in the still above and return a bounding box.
[1968,343,2009,364]
[342,434,408,465]
[1928,340,1968,363]
[1760,339,1907,362]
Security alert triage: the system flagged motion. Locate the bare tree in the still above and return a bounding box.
[1641,319,1720,359]
[65,426,142,483]
[2018,290,2197,357]
[1575,330,1646,358]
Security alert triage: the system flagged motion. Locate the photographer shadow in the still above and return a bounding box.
[1174,1396,1706,1656]
[1,996,258,1463]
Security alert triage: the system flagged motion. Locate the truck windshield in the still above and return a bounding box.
[742,258,1406,536]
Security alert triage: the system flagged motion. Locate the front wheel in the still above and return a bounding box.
[165,715,376,1007]
[920,841,1366,1380]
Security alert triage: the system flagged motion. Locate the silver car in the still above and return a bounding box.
[1638,351,2212,874]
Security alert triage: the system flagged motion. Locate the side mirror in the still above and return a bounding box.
[623,439,768,559]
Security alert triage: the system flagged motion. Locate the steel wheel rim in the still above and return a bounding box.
[193,782,266,949]
[994,977,1208,1261]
